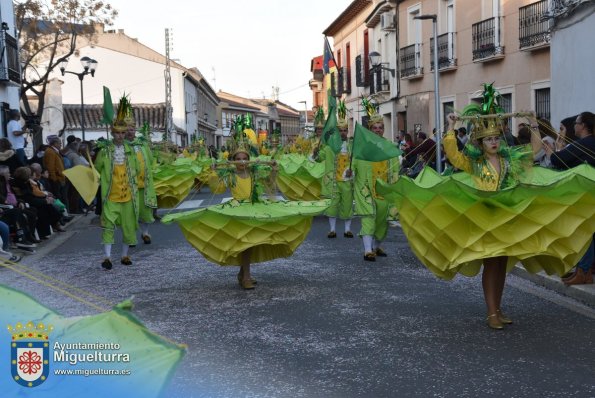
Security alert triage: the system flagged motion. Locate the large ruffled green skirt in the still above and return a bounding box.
[153,158,203,208]
[377,165,595,280]
[162,199,329,266]
[276,154,324,201]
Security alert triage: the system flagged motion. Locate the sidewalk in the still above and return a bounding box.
[512,264,595,308]
[18,214,95,264]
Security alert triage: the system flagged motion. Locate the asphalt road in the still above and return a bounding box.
[3,190,595,398]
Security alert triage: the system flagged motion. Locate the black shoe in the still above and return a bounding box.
[121,256,132,266]
[63,216,74,222]
[129,245,136,248]
[142,234,151,244]
[375,248,388,257]
[344,231,354,238]
[327,231,337,238]
[101,259,113,270]
[364,252,376,262]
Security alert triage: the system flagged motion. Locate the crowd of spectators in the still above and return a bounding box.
[0,110,94,262]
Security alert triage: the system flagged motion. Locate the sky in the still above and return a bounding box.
[105,0,353,111]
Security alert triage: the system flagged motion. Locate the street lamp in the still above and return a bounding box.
[414,14,442,173]
[298,100,308,125]
[60,56,98,141]
[367,51,395,76]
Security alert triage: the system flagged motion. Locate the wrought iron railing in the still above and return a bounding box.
[430,32,457,70]
[400,43,422,78]
[472,17,504,60]
[369,63,390,94]
[519,0,552,49]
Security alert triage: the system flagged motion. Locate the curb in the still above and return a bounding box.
[19,214,95,265]
[512,264,595,308]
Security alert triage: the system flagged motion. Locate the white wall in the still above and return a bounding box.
[550,7,595,128]
[50,45,190,144]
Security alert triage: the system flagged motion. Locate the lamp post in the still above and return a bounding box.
[60,56,98,141]
[414,14,442,173]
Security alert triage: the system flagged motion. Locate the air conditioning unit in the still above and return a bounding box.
[381,12,396,31]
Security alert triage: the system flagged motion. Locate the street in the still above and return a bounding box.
[3,190,595,398]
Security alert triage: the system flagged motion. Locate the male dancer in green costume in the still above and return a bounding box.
[347,105,399,261]
[126,122,157,244]
[315,102,354,238]
[95,96,139,270]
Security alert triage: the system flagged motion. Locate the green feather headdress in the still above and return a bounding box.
[112,94,134,133]
[461,83,504,141]
[337,100,348,129]
[314,107,325,128]
[361,96,382,126]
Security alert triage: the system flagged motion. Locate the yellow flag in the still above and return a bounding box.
[64,165,100,205]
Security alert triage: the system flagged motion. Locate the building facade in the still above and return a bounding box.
[317,0,555,140]
[550,0,594,127]
[44,26,218,144]
[0,0,21,137]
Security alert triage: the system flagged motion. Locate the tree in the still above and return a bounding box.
[14,0,117,145]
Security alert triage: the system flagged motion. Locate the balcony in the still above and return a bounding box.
[400,44,423,79]
[430,32,457,71]
[519,0,552,50]
[472,17,505,62]
[369,64,390,95]
[338,66,351,95]
[0,30,21,85]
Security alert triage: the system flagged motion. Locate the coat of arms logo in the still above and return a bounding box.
[8,321,53,387]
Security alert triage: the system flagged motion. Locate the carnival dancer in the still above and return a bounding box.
[126,121,157,244]
[162,126,328,290]
[95,96,139,270]
[376,83,595,330]
[314,100,354,238]
[348,98,399,261]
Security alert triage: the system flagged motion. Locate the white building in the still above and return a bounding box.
[0,0,22,136]
[550,0,595,127]
[45,25,218,145]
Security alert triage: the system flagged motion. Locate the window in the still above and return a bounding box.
[535,88,550,122]
[442,101,454,132]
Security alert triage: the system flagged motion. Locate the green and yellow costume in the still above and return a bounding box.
[378,85,595,279]
[130,136,157,223]
[95,140,139,245]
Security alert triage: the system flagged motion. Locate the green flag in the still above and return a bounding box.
[100,86,114,125]
[352,122,402,161]
[321,105,342,154]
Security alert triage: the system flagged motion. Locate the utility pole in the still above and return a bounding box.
[164,28,174,143]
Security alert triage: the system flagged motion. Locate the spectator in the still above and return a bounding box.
[0,165,38,247]
[554,115,579,151]
[28,144,48,165]
[457,127,469,149]
[518,126,554,168]
[6,109,28,165]
[551,111,595,169]
[550,112,595,286]
[43,136,68,209]
[11,166,64,239]
[0,138,24,174]
[0,220,21,262]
